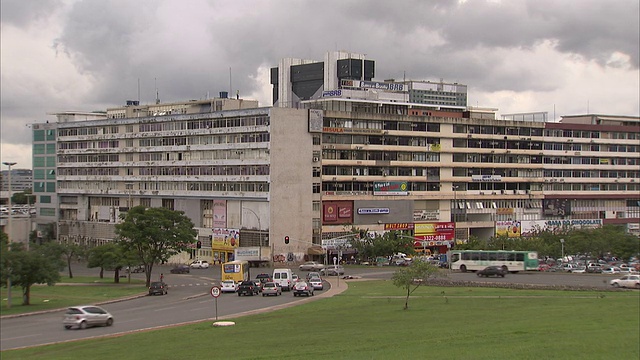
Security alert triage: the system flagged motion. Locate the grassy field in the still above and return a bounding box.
[1,280,638,359]
[0,276,146,316]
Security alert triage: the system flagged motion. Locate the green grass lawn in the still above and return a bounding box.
[0,276,146,316]
[1,280,639,359]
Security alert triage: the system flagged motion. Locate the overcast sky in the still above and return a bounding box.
[2,0,639,169]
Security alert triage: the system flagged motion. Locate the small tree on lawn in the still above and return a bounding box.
[392,259,443,310]
[8,244,62,305]
[115,206,197,287]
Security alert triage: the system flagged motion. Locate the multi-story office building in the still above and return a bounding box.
[35,51,640,266]
[1,168,33,193]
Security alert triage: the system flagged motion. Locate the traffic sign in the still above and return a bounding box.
[210,286,221,298]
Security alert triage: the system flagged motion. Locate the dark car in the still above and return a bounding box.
[293,281,315,297]
[477,266,506,278]
[170,265,190,274]
[256,273,272,284]
[149,281,168,295]
[237,280,261,296]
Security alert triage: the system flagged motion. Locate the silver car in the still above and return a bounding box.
[63,305,114,330]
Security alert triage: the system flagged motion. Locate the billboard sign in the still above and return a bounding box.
[414,222,455,241]
[373,181,409,195]
[495,220,522,238]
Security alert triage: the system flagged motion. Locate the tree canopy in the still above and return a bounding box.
[0,239,63,306]
[115,206,197,286]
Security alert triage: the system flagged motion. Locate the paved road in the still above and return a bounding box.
[0,264,622,351]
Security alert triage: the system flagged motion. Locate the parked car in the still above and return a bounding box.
[189,260,210,269]
[237,280,260,296]
[292,281,315,297]
[320,265,345,276]
[476,266,506,278]
[148,281,168,296]
[602,267,621,275]
[609,275,640,289]
[291,274,300,283]
[299,261,325,271]
[63,305,114,330]
[308,277,324,290]
[261,282,282,296]
[170,265,190,274]
[126,265,145,273]
[220,280,238,293]
[569,267,586,273]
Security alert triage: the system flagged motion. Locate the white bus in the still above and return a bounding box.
[449,250,539,273]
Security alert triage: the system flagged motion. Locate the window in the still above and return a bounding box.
[40,195,52,203]
[34,130,45,141]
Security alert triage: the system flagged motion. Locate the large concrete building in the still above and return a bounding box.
[30,51,640,266]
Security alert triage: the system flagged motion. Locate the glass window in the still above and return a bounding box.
[40,195,51,203]
[33,144,45,154]
[46,182,56,192]
[34,169,45,179]
[33,130,45,141]
[46,143,56,154]
[46,129,56,140]
[46,156,56,167]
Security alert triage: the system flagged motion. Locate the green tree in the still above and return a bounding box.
[391,259,443,310]
[115,206,197,287]
[47,240,85,279]
[87,243,138,283]
[5,243,62,305]
[11,189,35,205]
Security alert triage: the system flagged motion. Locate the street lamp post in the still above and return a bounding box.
[243,207,263,266]
[560,238,565,263]
[3,161,16,309]
[452,185,459,244]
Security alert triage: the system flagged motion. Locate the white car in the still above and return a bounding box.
[299,262,325,271]
[190,260,210,269]
[609,275,640,289]
[220,280,238,293]
[308,277,324,290]
[602,267,621,275]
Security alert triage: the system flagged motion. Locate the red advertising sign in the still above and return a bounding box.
[324,204,338,222]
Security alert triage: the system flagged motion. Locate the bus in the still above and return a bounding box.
[221,260,250,283]
[449,250,539,273]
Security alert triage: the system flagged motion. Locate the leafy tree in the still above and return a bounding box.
[47,241,85,279]
[87,243,138,283]
[4,243,62,305]
[349,229,416,262]
[11,189,35,205]
[391,259,443,310]
[116,206,197,287]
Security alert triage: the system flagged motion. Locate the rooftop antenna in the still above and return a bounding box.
[137,78,140,103]
[155,78,160,104]
[229,67,232,98]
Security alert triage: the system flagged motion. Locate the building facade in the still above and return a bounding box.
[32,51,640,265]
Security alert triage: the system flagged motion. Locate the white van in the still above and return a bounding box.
[272,268,293,291]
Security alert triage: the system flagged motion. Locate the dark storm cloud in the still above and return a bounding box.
[0,0,63,27]
[50,0,639,102]
[1,0,638,165]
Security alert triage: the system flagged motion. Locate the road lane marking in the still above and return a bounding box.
[3,334,41,341]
